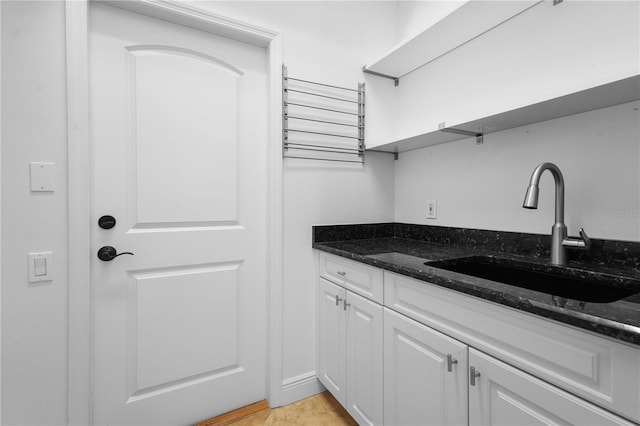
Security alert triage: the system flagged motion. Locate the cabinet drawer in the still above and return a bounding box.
[319,252,383,304]
[384,271,640,423]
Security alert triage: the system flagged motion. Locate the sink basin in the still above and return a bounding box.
[425,256,639,303]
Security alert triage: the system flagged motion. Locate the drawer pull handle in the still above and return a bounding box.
[470,366,481,386]
[447,354,458,372]
[337,271,346,276]
[343,299,350,311]
[335,295,343,306]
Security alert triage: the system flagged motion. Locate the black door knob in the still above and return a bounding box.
[97,246,134,262]
[98,215,117,229]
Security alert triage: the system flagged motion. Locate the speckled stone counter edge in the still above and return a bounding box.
[313,222,640,272]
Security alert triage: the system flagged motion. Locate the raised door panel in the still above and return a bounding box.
[127,46,241,226]
[128,263,241,399]
[384,308,468,426]
[469,348,635,426]
[346,292,383,426]
[318,278,346,405]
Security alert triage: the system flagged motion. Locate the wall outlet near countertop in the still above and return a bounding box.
[427,200,437,219]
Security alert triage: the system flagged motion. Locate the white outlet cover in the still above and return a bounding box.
[30,162,55,192]
[427,200,437,219]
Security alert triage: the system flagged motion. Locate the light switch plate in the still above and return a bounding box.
[30,162,55,192]
[427,200,437,219]
[28,252,53,282]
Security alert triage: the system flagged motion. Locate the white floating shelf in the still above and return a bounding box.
[367,75,640,154]
[363,0,542,81]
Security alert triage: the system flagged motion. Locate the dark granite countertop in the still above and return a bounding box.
[313,223,640,346]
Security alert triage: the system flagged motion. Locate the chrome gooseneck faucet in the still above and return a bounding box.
[523,162,591,266]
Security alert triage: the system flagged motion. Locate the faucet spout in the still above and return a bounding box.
[522,162,589,266]
[522,162,565,225]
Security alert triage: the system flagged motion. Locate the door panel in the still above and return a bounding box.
[346,292,383,426]
[90,3,267,425]
[384,308,468,426]
[317,278,346,405]
[468,348,634,426]
[128,263,240,397]
[127,46,241,225]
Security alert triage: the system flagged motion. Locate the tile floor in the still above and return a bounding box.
[214,392,357,426]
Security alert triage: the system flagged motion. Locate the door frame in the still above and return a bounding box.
[65,1,284,424]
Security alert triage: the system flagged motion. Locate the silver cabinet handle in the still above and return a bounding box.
[335,295,343,306]
[343,299,350,311]
[447,354,458,372]
[337,271,346,276]
[470,366,481,386]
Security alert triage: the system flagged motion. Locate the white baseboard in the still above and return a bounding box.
[278,371,326,407]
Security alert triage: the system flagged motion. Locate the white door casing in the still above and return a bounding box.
[66,1,284,424]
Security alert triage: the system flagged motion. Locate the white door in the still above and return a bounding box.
[468,348,634,426]
[89,4,268,425]
[317,278,347,405]
[345,291,383,426]
[384,308,468,426]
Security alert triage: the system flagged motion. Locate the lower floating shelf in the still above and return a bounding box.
[367,74,640,154]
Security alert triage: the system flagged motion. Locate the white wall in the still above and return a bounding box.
[1,1,395,423]
[188,1,397,404]
[394,1,465,46]
[394,101,640,241]
[1,2,69,425]
[388,0,640,243]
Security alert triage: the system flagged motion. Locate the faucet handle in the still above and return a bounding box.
[563,228,591,250]
[578,228,591,249]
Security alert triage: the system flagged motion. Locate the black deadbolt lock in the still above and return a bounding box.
[98,215,117,230]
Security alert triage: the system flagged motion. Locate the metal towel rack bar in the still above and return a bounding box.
[286,89,363,105]
[286,102,359,116]
[283,64,365,164]
[286,128,361,140]
[286,116,360,128]
[284,76,362,93]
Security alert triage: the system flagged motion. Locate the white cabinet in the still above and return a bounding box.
[317,257,383,426]
[384,307,634,426]
[384,308,468,426]
[384,270,640,423]
[317,253,639,425]
[469,348,636,426]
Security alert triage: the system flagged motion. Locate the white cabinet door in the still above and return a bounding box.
[384,308,468,426]
[469,348,635,426]
[318,278,347,405]
[346,291,384,426]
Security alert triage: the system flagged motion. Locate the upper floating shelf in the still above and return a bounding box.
[367,75,640,154]
[363,0,542,83]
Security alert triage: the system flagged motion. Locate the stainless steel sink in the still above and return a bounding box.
[425,256,639,303]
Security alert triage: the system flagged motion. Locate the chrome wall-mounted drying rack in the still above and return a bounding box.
[283,65,365,164]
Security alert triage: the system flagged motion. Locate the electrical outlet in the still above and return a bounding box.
[427,200,437,219]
